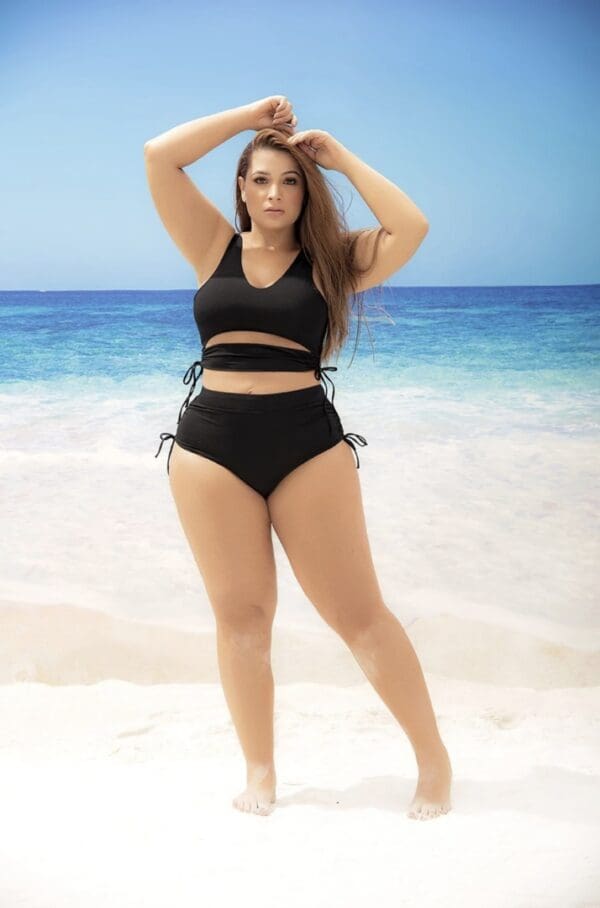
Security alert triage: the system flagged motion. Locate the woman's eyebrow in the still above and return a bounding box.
[252,169,302,176]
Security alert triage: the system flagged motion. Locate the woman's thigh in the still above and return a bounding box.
[168,441,277,626]
[266,440,385,637]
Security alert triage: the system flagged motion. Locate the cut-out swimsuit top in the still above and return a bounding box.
[178,232,340,416]
[196,231,328,359]
[155,232,369,470]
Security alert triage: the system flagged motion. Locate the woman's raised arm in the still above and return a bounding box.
[143,105,253,275]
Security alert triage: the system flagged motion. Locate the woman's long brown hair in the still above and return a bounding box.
[234,128,387,365]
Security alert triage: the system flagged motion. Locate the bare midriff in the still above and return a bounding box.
[202,331,320,394]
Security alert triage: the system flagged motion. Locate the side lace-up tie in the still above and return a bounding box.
[154,359,204,474]
[340,432,368,469]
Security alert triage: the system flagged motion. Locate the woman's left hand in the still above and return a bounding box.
[285,129,348,171]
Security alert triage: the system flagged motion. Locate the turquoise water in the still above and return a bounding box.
[2,284,598,424]
[1,283,598,634]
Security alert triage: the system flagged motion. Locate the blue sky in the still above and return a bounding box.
[2,0,598,290]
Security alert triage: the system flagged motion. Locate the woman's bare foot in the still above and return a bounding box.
[408,744,453,821]
[232,762,277,816]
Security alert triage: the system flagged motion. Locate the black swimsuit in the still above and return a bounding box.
[154,232,368,498]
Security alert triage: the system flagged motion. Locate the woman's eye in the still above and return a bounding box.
[253,178,297,184]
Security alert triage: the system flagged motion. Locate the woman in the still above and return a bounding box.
[144,96,452,820]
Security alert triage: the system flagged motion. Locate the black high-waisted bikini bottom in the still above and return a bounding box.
[154,344,368,500]
[166,383,367,499]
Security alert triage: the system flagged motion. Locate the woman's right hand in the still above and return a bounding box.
[247,96,298,134]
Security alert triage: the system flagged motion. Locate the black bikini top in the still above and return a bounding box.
[193,232,329,358]
[163,230,341,455]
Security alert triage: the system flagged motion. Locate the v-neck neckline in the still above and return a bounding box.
[238,233,303,291]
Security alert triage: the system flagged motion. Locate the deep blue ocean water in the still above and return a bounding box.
[1,283,598,635]
[2,285,599,407]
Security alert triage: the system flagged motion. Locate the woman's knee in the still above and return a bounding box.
[211,596,277,635]
[322,597,388,643]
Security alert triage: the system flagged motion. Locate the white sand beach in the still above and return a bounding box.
[1,600,599,908]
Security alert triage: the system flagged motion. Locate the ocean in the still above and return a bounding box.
[1,284,598,643]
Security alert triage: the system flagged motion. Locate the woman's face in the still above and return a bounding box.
[238,148,305,231]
